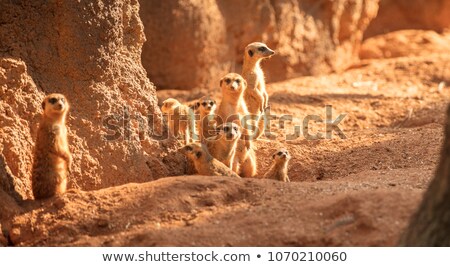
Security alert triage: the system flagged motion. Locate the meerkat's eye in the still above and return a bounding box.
[223,126,229,132]
[49,98,57,104]
[209,101,215,106]
[195,151,202,158]
[201,102,208,107]
[236,79,240,84]
[258,46,267,52]
[277,151,283,156]
[60,98,65,103]
[225,78,231,84]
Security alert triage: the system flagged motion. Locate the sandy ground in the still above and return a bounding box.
[6,53,450,247]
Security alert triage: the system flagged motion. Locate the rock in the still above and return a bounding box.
[140,0,379,89]
[0,0,170,198]
[365,0,450,38]
[360,30,450,59]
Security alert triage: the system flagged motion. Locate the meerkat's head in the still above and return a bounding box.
[215,122,241,141]
[245,42,275,62]
[161,98,181,113]
[272,148,291,164]
[42,93,69,120]
[220,73,247,96]
[179,143,210,161]
[197,96,216,113]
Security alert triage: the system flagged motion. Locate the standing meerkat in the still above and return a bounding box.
[216,73,248,127]
[233,139,257,178]
[32,93,72,199]
[263,148,291,182]
[179,143,240,178]
[195,96,216,142]
[206,122,241,169]
[161,98,196,144]
[242,42,275,114]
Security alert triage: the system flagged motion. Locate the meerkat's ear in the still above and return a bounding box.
[242,79,247,88]
[248,50,254,57]
[219,78,223,87]
[41,99,46,110]
[272,153,276,159]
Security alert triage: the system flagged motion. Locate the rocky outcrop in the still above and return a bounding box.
[140,0,380,89]
[360,30,450,59]
[0,0,170,200]
[364,0,450,38]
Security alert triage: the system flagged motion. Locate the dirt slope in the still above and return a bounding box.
[5,41,449,245]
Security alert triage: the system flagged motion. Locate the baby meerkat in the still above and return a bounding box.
[161,98,196,144]
[242,42,275,114]
[206,122,241,169]
[32,93,72,199]
[179,143,240,178]
[195,96,216,141]
[233,139,257,178]
[216,73,249,127]
[263,148,291,182]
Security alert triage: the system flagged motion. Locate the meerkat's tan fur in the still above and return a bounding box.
[180,143,240,178]
[195,96,216,142]
[242,42,274,114]
[206,122,241,169]
[161,98,195,144]
[216,73,249,127]
[233,139,257,178]
[263,148,291,182]
[32,93,72,199]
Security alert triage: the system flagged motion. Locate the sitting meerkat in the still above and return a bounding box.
[263,148,291,182]
[242,42,275,114]
[216,73,249,127]
[206,122,241,169]
[195,96,216,142]
[32,93,72,199]
[161,98,196,144]
[233,139,257,178]
[179,143,240,178]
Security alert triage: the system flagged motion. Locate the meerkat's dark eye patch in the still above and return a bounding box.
[277,151,283,156]
[225,78,231,84]
[201,102,208,107]
[248,50,254,57]
[233,126,238,131]
[209,101,215,106]
[195,151,202,158]
[236,79,241,84]
[258,46,267,52]
[49,98,57,104]
[185,145,193,152]
[60,98,65,103]
[223,126,229,132]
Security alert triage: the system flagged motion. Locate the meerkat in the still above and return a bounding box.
[195,96,217,142]
[263,148,291,182]
[206,122,241,169]
[216,73,249,127]
[179,143,240,178]
[242,42,275,114]
[233,139,257,178]
[31,93,72,199]
[161,98,196,144]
